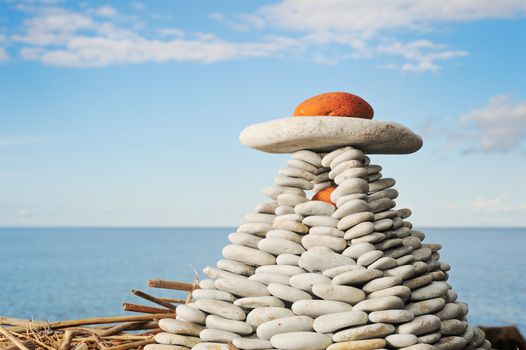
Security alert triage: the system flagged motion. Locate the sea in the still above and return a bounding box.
[0,227,525,334]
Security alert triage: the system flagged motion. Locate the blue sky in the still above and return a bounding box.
[0,0,525,227]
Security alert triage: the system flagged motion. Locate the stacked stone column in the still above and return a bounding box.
[148,147,491,350]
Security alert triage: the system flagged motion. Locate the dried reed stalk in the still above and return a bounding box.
[0,327,31,350]
[131,290,176,310]
[147,279,194,291]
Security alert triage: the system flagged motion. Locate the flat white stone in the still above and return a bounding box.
[228,232,262,250]
[313,310,368,333]
[240,117,422,155]
[342,242,376,259]
[192,289,235,302]
[278,167,316,182]
[256,264,305,276]
[312,283,365,304]
[336,194,368,207]
[266,229,302,244]
[309,226,345,237]
[200,328,239,343]
[154,333,201,348]
[275,205,296,215]
[301,234,347,252]
[256,202,278,214]
[397,315,442,335]
[144,345,187,350]
[368,310,414,323]
[274,213,303,223]
[216,259,255,276]
[214,278,270,298]
[334,168,368,185]
[411,281,449,301]
[356,249,383,266]
[232,337,273,350]
[332,268,383,286]
[362,276,402,293]
[249,272,290,286]
[202,266,247,281]
[270,331,333,350]
[238,222,272,235]
[295,201,335,216]
[333,323,395,342]
[368,257,398,270]
[199,279,216,289]
[329,160,364,179]
[158,319,204,336]
[257,315,314,340]
[354,296,405,312]
[333,199,370,219]
[276,253,300,265]
[385,334,418,348]
[258,237,305,255]
[292,299,352,317]
[273,220,309,234]
[289,273,332,292]
[322,147,352,167]
[222,244,276,267]
[194,299,245,321]
[277,193,309,207]
[368,285,411,300]
[322,264,361,278]
[267,283,312,302]
[246,307,295,327]
[205,315,253,335]
[293,150,323,167]
[405,297,446,316]
[176,304,206,324]
[299,248,354,272]
[302,215,339,228]
[234,296,285,309]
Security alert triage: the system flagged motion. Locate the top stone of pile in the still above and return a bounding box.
[239,92,423,154]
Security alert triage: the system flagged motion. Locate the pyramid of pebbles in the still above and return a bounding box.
[147,96,492,350]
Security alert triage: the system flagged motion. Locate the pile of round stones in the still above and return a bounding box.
[148,147,491,350]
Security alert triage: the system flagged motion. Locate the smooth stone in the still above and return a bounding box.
[249,272,290,286]
[263,185,305,200]
[234,296,285,308]
[385,334,417,348]
[337,194,368,207]
[398,345,435,350]
[322,147,353,167]
[435,303,465,321]
[256,202,279,214]
[289,273,331,292]
[279,167,316,182]
[367,172,382,181]
[369,198,396,214]
[275,205,295,215]
[273,220,309,234]
[158,319,203,336]
[266,229,302,244]
[401,236,421,249]
[333,200,370,219]
[392,227,412,238]
[446,289,458,302]
[470,327,485,348]
[312,284,365,304]
[274,213,304,223]
[403,275,433,290]
[405,298,446,316]
[313,181,332,192]
[275,175,314,190]
[270,331,332,350]
[199,279,216,289]
[293,150,323,167]
[411,282,449,301]
[397,315,442,335]
[375,238,402,251]
[369,310,414,324]
[268,283,312,302]
[276,253,300,265]
[374,218,394,231]
[313,310,368,333]
[228,232,262,249]
[411,262,429,275]
[302,234,347,252]
[214,278,270,298]
[246,307,295,328]
[296,201,335,216]
[277,193,309,207]
[384,245,414,259]
[206,315,253,335]
[292,300,352,317]
[354,296,404,312]
[362,276,402,293]
[330,148,365,168]
[435,336,467,350]
[396,255,415,266]
[327,339,386,350]
[369,178,396,192]
[217,259,255,276]
[155,333,201,347]
[331,178,369,201]
[441,320,468,336]
[258,237,305,255]
[462,326,475,344]
[256,264,305,276]
[351,232,386,244]
[176,304,206,324]
[299,248,354,272]
[334,167,369,184]
[345,222,375,240]
[330,160,366,179]
[202,266,247,281]
[374,210,397,220]
[357,250,383,266]
[384,265,416,280]
[222,244,275,267]
[333,323,396,341]
[367,286,411,301]
[200,328,240,343]
[144,345,187,350]
[338,212,374,231]
[288,158,318,173]
[191,343,232,350]
[368,257,398,270]
[257,315,314,340]
[418,332,441,344]
[244,213,275,224]
[232,337,273,350]
[303,215,339,228]
[238,222,272,235]
[412,248,432,261]
[368,188,399,202]
[192,289,235,302]
[309,226,345,237]
[332,268,383,286]
[342,242,376,259]
[194,299,245,321]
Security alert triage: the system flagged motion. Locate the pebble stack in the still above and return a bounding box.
[148,147,491,350]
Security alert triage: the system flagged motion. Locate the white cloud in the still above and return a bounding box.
[92,5,117,18]
[460,95,526,152]
[0,48,9,62]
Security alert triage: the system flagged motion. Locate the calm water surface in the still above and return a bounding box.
[0,227,524,333]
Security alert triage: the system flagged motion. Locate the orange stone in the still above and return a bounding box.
[312,186,336,206]
[293,92,374,119]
